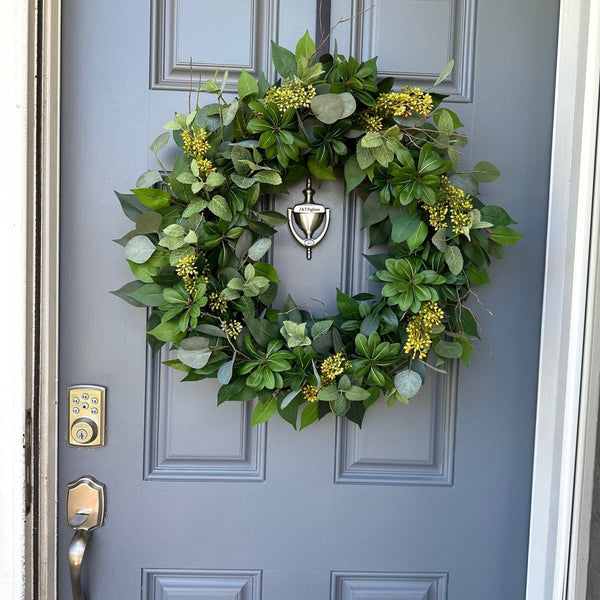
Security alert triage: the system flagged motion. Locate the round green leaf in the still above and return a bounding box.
[135,211,162,234]
[178,337,212,369]
[310,94,345,124]
[394,369,423,399]
[124,235,156,264]
[434,340,463,359]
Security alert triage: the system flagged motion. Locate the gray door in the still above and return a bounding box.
[58,1,559,598]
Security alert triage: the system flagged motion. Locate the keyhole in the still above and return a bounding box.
[76,429,88,440]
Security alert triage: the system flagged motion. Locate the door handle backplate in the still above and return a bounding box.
[66,476,106,600]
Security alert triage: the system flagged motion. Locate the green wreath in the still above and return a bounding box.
[113,32,522,430]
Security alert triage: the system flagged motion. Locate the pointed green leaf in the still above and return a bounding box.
[434,59,455,86]
[132,187,171,210]
[391,213,421,243]
[445,245,464,275]
[208,195,233,221]
[271,41,298,79]
[238,69,259,100]
[251,396,277,426]
[295,30,316,61]
[491,226,523,245]
[300,402,319,430]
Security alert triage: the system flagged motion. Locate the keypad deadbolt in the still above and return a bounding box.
[68,385,106,446]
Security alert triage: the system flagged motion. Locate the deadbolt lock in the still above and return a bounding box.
[68,385,106,446]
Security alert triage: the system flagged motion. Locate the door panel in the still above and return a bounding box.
[58,0,559,598]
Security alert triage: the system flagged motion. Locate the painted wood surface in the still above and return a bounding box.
[58,1,559,597]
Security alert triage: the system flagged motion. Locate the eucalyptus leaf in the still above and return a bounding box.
[217,354,236,385]
[248,238,272,261]
[310,94,345,124]
[135,211,162,234]
[150,131,170,155]
[136,170,163,189]
[222,98,239,127]
[124,235,156,264]
[394,369,423,399]
[472,161,501,183]
[434,340,463,359]
[178,337,212,369]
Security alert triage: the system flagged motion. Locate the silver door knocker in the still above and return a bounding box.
[287,178,330,260]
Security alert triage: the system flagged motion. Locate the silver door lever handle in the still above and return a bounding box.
[66,476,106,600]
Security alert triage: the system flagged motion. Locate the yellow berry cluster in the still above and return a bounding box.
[422,176,473,235]
[222,320,243,339]
[175,254,199,294]
[403,301,445,359]
[264,79,316,112]
[374,87,433,119]
[300,352,352,403]
[181,128,216,178]
[320,352,352,384]
[359,113,384,133]
[208,291,227,313]
[302,384,319,403]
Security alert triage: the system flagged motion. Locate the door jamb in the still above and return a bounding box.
[35,0,62,597]
[525,0,600,597]
[32,0,600,598]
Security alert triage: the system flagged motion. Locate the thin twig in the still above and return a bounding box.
[188,57,193,113]
[318,0,325,42]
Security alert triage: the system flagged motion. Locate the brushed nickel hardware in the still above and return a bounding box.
[287,178,330,260]
[68,385,105,446]
[66,476,106,600]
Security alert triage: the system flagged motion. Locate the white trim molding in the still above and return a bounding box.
[0,1,36,599]
[526,0,600,597]
[37,0,61,597]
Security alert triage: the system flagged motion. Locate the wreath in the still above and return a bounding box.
[113,32,522,430]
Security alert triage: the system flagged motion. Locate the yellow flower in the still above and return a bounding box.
[175,254,199,294]
[320,352,352,384]
[182,128,211,159]
[374,87,433,119]
[264,78,316,112]
[360,113,384,133]
[302,384,319,403]
[422,176,473,235]
[209,292,227,313]
[196,157,217,178]
[222,320,243,339]
[403,301,445,359]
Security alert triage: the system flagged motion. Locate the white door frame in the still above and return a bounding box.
[525,0,600,597]
[1,0,598,597]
